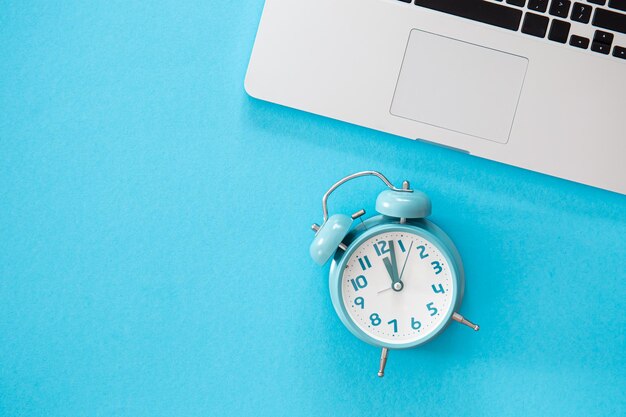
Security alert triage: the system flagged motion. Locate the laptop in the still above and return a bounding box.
[245,0,626,194]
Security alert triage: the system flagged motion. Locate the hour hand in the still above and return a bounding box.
[382,254,403,291]
[382,257,396,284]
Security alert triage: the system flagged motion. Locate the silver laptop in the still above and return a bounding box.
[245,0,626,194]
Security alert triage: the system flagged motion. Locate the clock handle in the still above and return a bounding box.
[320,171,411,222]
[377,347,389,378]
[452,312,480,331]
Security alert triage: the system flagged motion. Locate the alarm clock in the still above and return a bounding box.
[309,171,479,377]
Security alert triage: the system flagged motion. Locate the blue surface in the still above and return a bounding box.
[1,2,625,416]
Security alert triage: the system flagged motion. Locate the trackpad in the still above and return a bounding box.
[391,29,528,144]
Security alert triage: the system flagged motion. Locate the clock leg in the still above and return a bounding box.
[452,312,480,331]
[377,347,389,377]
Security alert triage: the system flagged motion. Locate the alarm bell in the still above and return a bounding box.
[309,171,426,265]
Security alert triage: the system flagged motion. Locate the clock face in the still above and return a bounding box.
[340,229,456,346]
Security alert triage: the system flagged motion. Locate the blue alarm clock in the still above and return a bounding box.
[310,171,479,377]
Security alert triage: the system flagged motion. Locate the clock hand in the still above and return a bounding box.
[388,240,400,282]
[384,241,403,291]
[398,241,414,282]
[382,258,402,291]
[382,257,396,286]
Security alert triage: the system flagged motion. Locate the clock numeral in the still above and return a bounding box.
[431,260,443,275]
[374,240,405,256]
[357,256,371,271]
[426,302,438,316]
[411,317,422,330]
[350,275,368,292]
[387,319,398,333]
[370,313,381,326]
[373,241,390,256]
[354,297,364,309]
[432,283,445,294]
[416,245,429,259]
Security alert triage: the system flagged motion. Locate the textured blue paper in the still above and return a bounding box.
[1,1,625,416]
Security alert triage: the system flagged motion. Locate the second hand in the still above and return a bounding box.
[398,241,414,281]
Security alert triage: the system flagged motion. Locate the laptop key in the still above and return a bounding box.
[548,19,571,42]
[594,29,614,44]
[413,0,523,31]
[593,8,626,34]
[592,30,613,54]
[591,40,611,53]
[571,3,593,23]
[507,0,526,6]
[608,0,626,12]
[569,34,590,48]
[528,0,550,12]
[549,0,571,17]
[613,45,626,58]
[587,0,605,4]
[522,12,550,37]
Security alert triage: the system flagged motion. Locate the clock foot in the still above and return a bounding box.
[377,347,389,377]
[452,312,480,331]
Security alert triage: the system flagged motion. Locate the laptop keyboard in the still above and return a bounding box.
[398,0,626,61]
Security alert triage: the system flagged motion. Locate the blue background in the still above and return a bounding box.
[1,1,625,416]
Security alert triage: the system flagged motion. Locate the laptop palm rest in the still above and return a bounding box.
[391,29,528,144]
